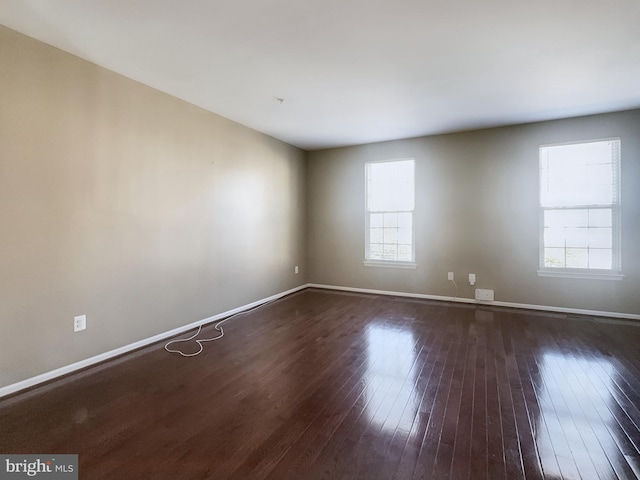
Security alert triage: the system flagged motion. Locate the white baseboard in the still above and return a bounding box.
[0,285,307,399]
[3,282,637,398]
[307,283,640,321]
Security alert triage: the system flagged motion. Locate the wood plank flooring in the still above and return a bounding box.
[2,288,640,479]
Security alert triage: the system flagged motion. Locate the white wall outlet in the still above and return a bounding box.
[295,265,299,274]
[74,315,86,332]
[469,273,476,285]
[475,289,494,301]
[447,272,454,281]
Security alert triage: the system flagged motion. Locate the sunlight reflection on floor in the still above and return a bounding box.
[365,324,419,438]
[536,351,619,479]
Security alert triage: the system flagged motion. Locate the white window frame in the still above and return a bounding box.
[538,138,623,280]
[364,158,416,269]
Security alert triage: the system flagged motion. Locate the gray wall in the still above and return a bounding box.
[0,26,307,389]
[307,110,640,315]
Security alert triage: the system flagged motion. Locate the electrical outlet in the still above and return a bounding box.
[295,266,299,274]
[469,273,476,285]
[475,289,494,301]
[74,315,86,332]
[447,272,454,281]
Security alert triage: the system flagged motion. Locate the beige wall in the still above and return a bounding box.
[0,26,307,389]
[307,110,640,315]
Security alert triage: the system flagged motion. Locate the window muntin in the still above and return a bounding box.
[539,139,621,276]
[365,159,415,265]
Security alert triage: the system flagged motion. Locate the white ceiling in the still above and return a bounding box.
[2,0,639,150]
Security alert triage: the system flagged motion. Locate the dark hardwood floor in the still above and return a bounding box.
[2,288,640,479]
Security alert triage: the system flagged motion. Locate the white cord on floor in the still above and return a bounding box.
[164,299,275,357]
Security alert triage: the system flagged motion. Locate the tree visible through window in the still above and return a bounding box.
[539,139,621,276]
[365,159,415,265]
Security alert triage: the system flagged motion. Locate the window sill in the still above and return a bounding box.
[364,260,417,269]
[537,270,624,281]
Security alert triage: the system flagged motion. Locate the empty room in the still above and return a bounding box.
[1,1,639,479]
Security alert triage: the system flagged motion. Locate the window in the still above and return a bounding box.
[365,159,415,267]
[539,138,622,279]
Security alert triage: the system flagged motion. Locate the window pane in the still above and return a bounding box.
[543,209,617,270]
[397,227,411,244]
[398,245,412,261]
[589,185,614,205]
[588,228,612,248]
[540,140,618,207]
[367,160,414,211]
[370,244,383,259]
[383,213,398,227]
[544,227,565,247]
[544,248,565,268]
[589,249,612,270]
[383,245,398,260]
[551,176,588,205]
[588,209,611,227]
[370,213,384,227]
[544,210,566,228]
[383,228,398,244]
[583,141,614,165]
[397,212,412,228]
[564,210,588,227]
[565,227,588,247]
[566,248,588,268]
[370,228,383,244]
[588,163,613,185]
[544,209,589,228]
